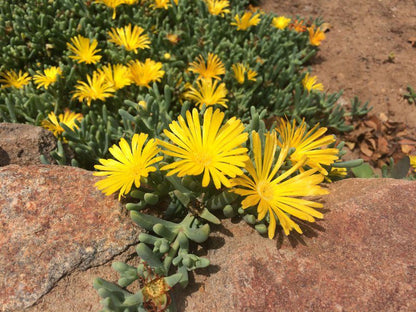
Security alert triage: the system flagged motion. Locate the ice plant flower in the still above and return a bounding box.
[158,108,249,189]
[302,73,324,92]
[33,66,62,90]
[205,0,230,16]
[231,131,328,238]
[67,35,101,64]
[108,24,151,53]
[272,16,291,30]
[0,70,31,89]
[41,109,83,139]
[129,59,165,88]
[188,53,225,81]
[94,133,163,200]
[97,64,132,90]
[410,155,416,170]
[325,167,347,182]
[166,33,180,45]
[231,12,261,31]
[308,25,326,46]
[72,72,115,106]
[94,0,125,19]
[231,63,257,84]
[185,79,228,109]
[275,118,339,174]
[150,0,171,9]
[290,19,307,32]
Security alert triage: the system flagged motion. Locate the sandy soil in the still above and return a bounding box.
[260,0,416,127]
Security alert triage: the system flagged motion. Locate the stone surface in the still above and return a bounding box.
[174,178,416,311]
[0,123,56,166]
[6,178,416,312]
[0,165,141,312]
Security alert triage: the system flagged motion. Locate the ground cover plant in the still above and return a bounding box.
[0,0,400,311]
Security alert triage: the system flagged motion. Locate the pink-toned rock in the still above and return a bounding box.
[0,123,56,166]
[0,165,140,312]
[174,178,416,311]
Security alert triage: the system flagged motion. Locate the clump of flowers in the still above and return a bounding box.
[0,1,369,310]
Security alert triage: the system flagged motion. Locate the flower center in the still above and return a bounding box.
[256,180,274,202]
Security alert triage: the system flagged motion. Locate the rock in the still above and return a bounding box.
[0,165,140,312]
[6,178,415,312]
[174,178,416,311]
[0,123,56,166]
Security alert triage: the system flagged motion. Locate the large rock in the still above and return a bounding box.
[7,178,416,312]
[174,178,416,311]
[0,165,140,312]
[0,123,56,166]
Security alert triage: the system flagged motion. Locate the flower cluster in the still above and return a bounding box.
[0,1,362,310]
[95,109,339,239]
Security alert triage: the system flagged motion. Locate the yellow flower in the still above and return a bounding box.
[41,109,83,139]
[108,24,151,53]
[97,64,132,90]
[94,0,125,19]
[150,0,170,9]
[138,100,147,109]
[272,16,291,30]
[204,0,230,16]
[247,4,264,14]
[232,131,328,238]
[166,33,180,45]
[231,12,261,31]
[0,70,31,89]
[163,53,171,60]
[410,155,416,170]
[33,66,62,90]
[94,133,163,200]
[185,79,228,109]
[308,25,326,46]
[275,118,339,174]
[325,167,347,182]
[231,63,257,84]
[302,73,324,92]
[188,53,225,81]
[129,58,165,88]
[67,35,102,64]
[123,0,138,4]
[158,108,249,189]
[72,72,115,106]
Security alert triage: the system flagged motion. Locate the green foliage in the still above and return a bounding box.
[94,260,182,312]
[0,0,362,169]
[351,157,411,179]
[404,85,416,104]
